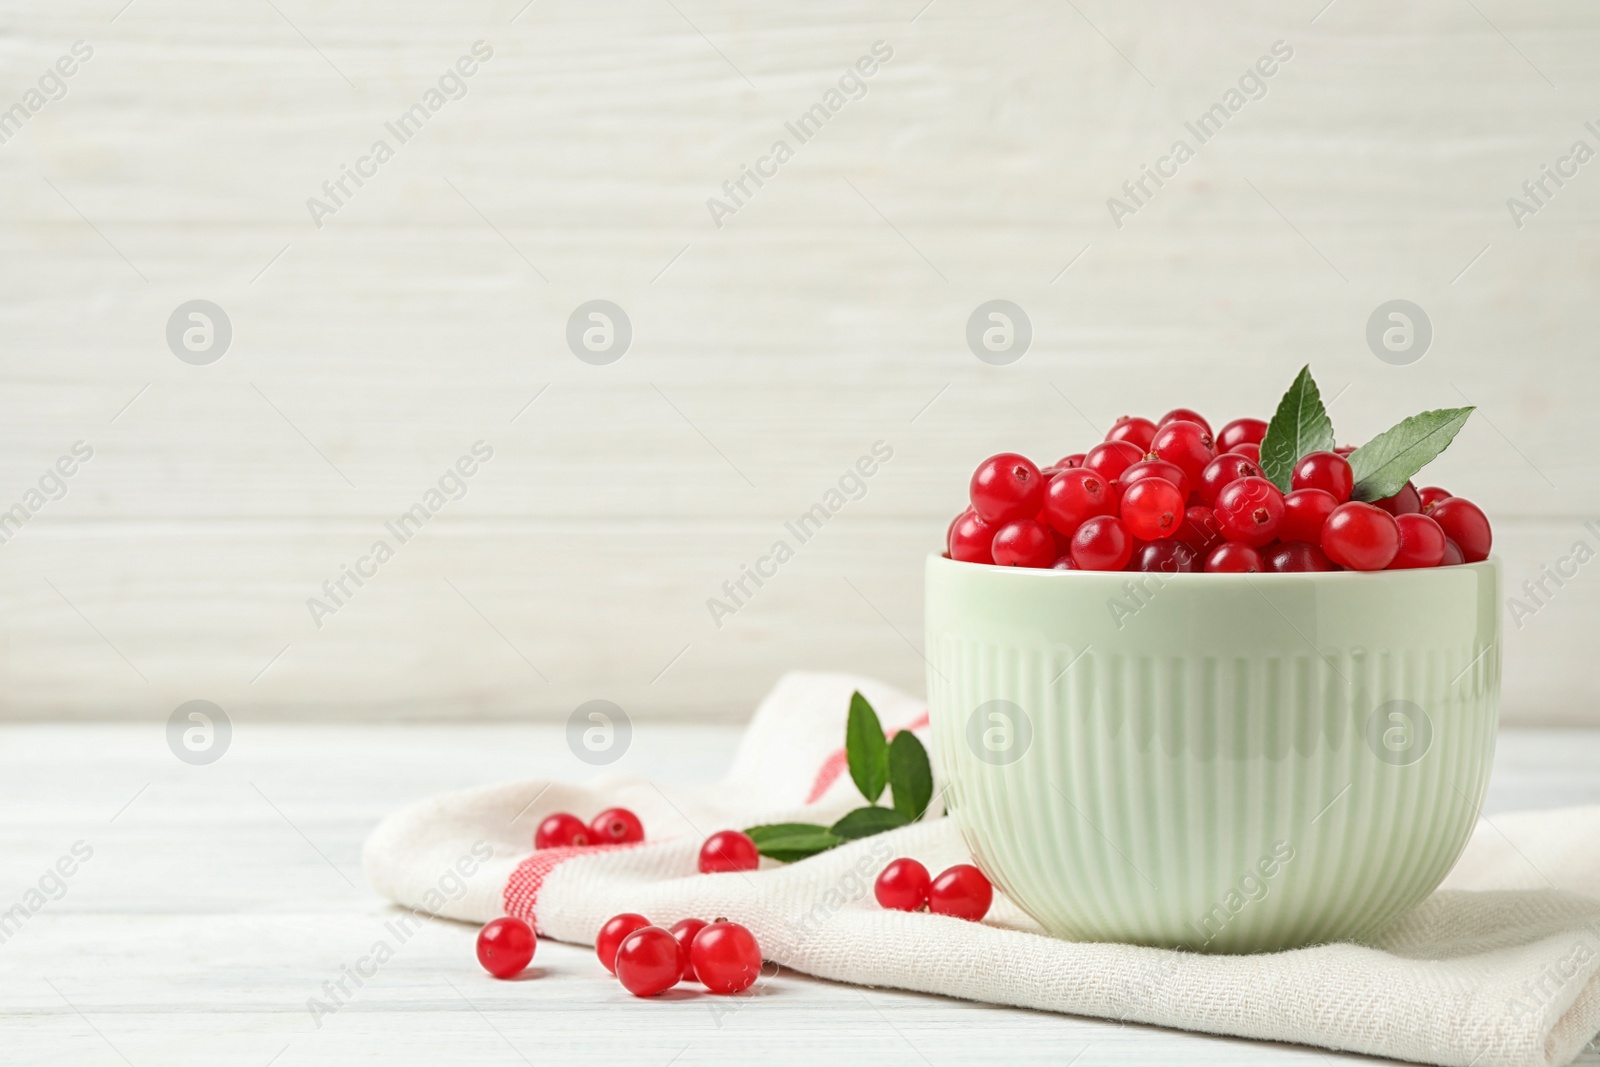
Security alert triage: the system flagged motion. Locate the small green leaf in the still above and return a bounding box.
[754,830,842,862]
[887,731,933,821]
[1348,407,1474,501]
[744,822,830,845]
[830,805,912,840]
[845,691,890,803]
[1260,365,1336,491]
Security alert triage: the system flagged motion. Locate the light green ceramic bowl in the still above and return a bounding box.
[926,553,1500,953]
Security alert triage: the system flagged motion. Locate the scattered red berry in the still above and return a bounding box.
[669,918,708,982]
[1197,452,1263,508]
[1429,497,1491,562]
[969,453,1044,525]
[1205,542,1263,572]
[1158,408,1212,436]
[1042,468,1116,536]
[1131,538,1199,573]
[535,812,591,850]
[927,864,993,922]
[1106,416,1157,451]
[1261,540,1335,572]
[476,917,535,979]
[699,830,760,874]
[590,807,645,846]
[1216,417,1268,453]
[1373,481,1422,516]
[1291,451,1353,503]
[1389,513,1447,569]
[1322,502,1400,570]
[1070,515,1133,571]
[1278,488,1338,544]
[1151,419,1215,486]
[689,921,763,995]
[1213,476,1284,547]
[596,913,652,974]
[1120,478,1185,540]
[615,926,684,997]
[875,859,932,912]
[991,518,1056,567]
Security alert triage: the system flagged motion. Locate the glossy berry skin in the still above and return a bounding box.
[1120,478,1185,540]
[1441,538,1466,566]
[969,453,1044,525]
[596,913,652,973]
[1197,452,1263,508]
[476,918,535,979]
[1213,476,1284,547]
[1106,416,1158,451]
[699,830,760,874]
[1131,539,1199,574]
[1176,506,1223,554]
[1205,542,1263,572]
[1418,486,1452,511]
[669,918,707,982]
[1390,513,1447,569]
[1054,453,1086,470]
[535,812,591,850]
[589,807,644,846]
[1278,488,1338,545]
[1070,515,1134,571]
[1119,458,1191,501]
[1373,481,1422,516]
[927,864,993,922]
[1232,442,1261,465]
[1051,555,1077,569]
[1082,441,1145,484]
[1158,408,1212,436]
[1322,502,1400,571]
[1216,417,1268,453]
[690,921,763,995]
[1290,451,1353,503]
[614,926,685,997]
[948,510,995,564]
[1151,420,1215,486]
[1042,468,1116,536]
[991,519,1055,568]
[1429,497,1491,562]
[1261,540,1335,573]
[875,859,931,912]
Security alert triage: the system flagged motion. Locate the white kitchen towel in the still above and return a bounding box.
[364,671,1600,1067]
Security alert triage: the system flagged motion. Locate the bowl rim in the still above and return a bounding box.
[928,551,1498,582]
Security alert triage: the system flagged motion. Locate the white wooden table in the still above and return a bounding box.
[4,724,1598,1067]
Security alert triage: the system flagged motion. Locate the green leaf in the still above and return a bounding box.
[744,822,830,845]
[754,830,842,863]
[829,805,912,840]
[887,731,934,821]
[845,691,890,803]
[1348,407,1474,501]
[1260,365,1336,491]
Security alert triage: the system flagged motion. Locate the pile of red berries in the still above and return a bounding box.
[948,410,1492,573]
[598,913,763,997]
[875,859,993,921]
[535,807,645,849]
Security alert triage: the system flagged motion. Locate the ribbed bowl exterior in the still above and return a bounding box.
[926,554,1501,953]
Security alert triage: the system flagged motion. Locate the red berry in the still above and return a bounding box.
[948,510,995,564]
[1082,441,1144,483]
[991,519,1055,568]
[1151,419,1215,486]
[589,807,644,846]
[1196,452,1263,508]
[699,830,759,874]
[615,926,684,997]
[1176,505,1223,554]
[1131,539,1199,573]
[1390,513,1447,569]
[1042,468,1116,536]
[1070,515,1133,571]
[1051,554,1077,569]
[1119,457,1191,501]
[1205,542,1263,572]
[1232,442,1261,464]
[1441,537,1466,566]
[689,921,763,995]
[476,917,535,979]
[535,812,591,849]
[969,453,1044,524]
[596,913,651,973]
[1261,540,1334,572]
[1055,453,1086,469]
[1106,415,1157,451]
[1373,481,1422,516]
[1418,486,1452,511]
[928,864,993,922]
[1290,451,1353,502]
[875,859,931,911]
[1278,488,1338,544]
[669,918,707,982]
[1120,478,1185,540]
[1216,417,1268,453]
[1213,476,1284,547]
[1321,502,1400,570]
[1158,408,1212,436]
[1429,497,1491,562]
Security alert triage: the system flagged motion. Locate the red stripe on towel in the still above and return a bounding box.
[504,843,638,934]
[803,710,930,805]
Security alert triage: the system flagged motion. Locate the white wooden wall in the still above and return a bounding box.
[1,0,1597,724]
